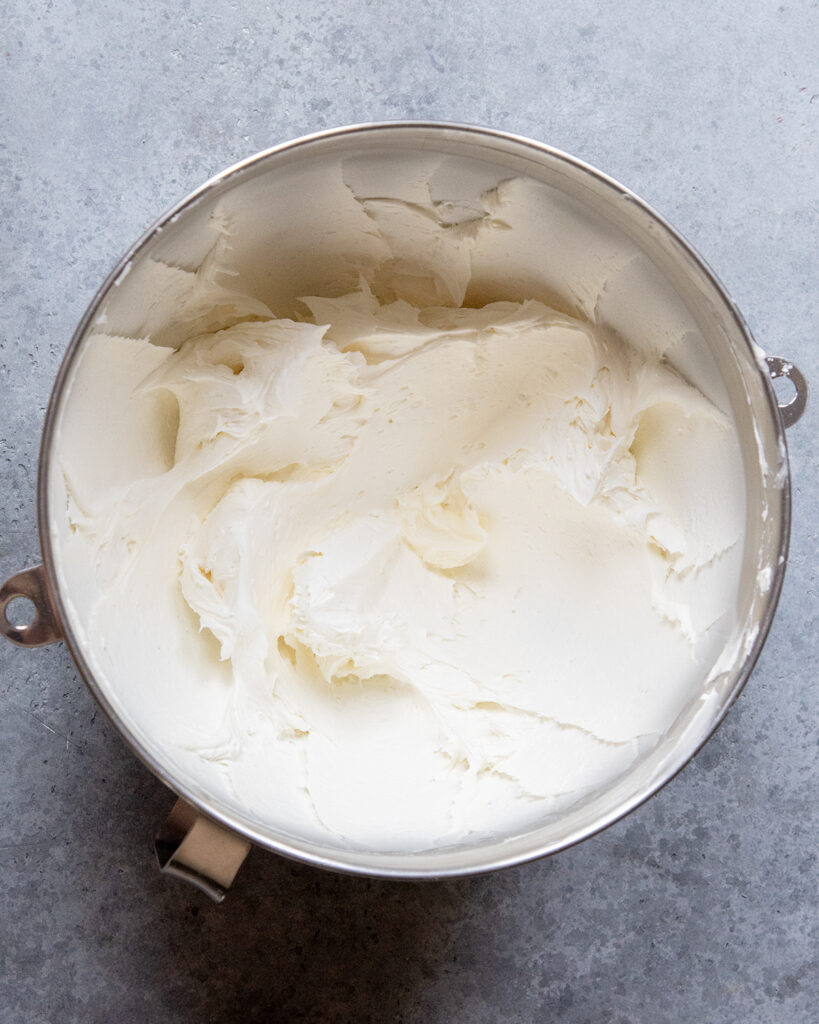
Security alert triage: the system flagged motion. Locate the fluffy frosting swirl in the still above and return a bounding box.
[53,182,745,850]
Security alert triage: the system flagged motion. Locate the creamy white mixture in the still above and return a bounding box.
[53,178,745,851]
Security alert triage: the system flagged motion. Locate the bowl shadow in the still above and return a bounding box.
[146,839,486,1023]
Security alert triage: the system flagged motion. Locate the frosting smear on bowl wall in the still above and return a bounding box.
[52,169,746,852]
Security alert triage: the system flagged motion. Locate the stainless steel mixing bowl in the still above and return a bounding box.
[0,123,807,900]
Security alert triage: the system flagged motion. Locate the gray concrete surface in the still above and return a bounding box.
[1,2,817,1022]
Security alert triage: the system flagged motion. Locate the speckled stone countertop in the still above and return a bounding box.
[1,2,817,1022]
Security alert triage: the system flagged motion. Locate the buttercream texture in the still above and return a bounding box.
[53,181,745,850]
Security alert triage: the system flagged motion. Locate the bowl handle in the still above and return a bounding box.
[0,565,63,647]
[155,797,252,902]
[767,357,808,428]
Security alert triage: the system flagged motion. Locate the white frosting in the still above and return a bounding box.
[52,176,746,852]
